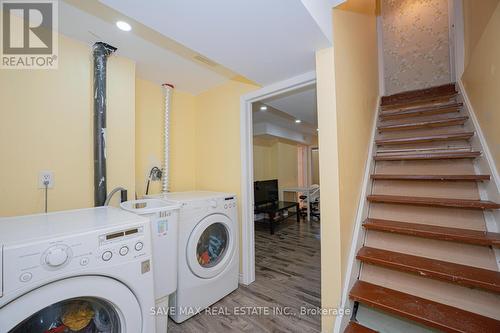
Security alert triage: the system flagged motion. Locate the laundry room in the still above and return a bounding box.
[6,0,495,332]
[0,0,258,330]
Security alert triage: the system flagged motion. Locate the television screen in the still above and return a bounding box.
[254,179,278,205]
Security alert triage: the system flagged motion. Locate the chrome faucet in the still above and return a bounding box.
[104,186,128,206]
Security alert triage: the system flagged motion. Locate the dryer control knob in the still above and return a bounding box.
[45,247,69,267]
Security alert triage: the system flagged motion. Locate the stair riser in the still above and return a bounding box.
[364,223,499,247]
[372,180,480,200]
[376,134,474,146]
[380,107,460,121]
[367,199,498,209]
[375,159,476,174]
[357,250,500,293]
[374,154,479,161]
[379,112,469,127]
[366,228,496,269]
[370,175,490,181]
[378,118,468,132]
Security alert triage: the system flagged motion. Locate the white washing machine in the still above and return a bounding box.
[0,207,156,333]
[148,191,239,323]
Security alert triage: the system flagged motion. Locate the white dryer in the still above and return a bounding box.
[0,207,156,333]
[149,191,239,323]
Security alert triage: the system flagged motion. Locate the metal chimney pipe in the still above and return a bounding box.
[93,42,116,206]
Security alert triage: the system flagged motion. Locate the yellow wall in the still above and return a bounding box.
[135,79,259,226]
[194,80,257,195]
[253,138,299,202]
[463,0,500,68]
[334,0,379,287]
[135,78,197,197]
[276,141,299,188]
[462,1,500,175]
[0,34,136,216]
[253,139,278,181]
[317,1,379,330]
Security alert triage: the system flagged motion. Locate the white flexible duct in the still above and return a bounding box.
[162,83,174,193]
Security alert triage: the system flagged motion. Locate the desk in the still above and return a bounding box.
[280,187,311,221]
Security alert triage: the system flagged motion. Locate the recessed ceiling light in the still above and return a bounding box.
[295,119,302,124]
[116,21,132,32]
[260,105,268,111]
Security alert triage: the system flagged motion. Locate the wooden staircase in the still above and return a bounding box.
[344,84,500,332]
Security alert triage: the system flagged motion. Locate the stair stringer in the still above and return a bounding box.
[334,98,379,333]
[458,80,500,270]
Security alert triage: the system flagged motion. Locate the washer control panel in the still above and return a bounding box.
[223,196,237,210]
[97,226,147,264]
[2,224,150,294]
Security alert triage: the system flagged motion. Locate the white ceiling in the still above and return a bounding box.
[264,85,318,126]
[253,107,315,136]
[99,0,336,86]
[59,1,228,94]
[252,84,317,144]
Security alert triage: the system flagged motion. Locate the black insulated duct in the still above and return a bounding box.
[93,42,116,206]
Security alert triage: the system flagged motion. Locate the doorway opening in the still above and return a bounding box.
[239,71,321,330]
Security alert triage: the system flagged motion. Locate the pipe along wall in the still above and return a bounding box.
[93,42,116,206]
[162,83,174,194]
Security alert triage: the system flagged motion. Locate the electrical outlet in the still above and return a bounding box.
[38,171,54,189]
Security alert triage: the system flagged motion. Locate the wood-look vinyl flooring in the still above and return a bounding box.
[168,218,321,333]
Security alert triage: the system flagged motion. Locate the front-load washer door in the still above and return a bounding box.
[0,276,143,333]
[187,213,235,279]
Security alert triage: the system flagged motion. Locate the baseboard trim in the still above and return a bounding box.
[457,80,500,270]
[458,80,500,190]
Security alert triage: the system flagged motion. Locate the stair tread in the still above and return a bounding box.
[364,218,500,246]
[357,247,500,293]
[379,102,462,120]
[376,132,474,145]
[371,174,490,181]
[382,94,458,110]
[344,321,378,333]
[374,151,481,161]
[378,117,469,132]
[381,101,461,115]
[349,280,500,333]
[381,83,457,107]
[367,194,500,209]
